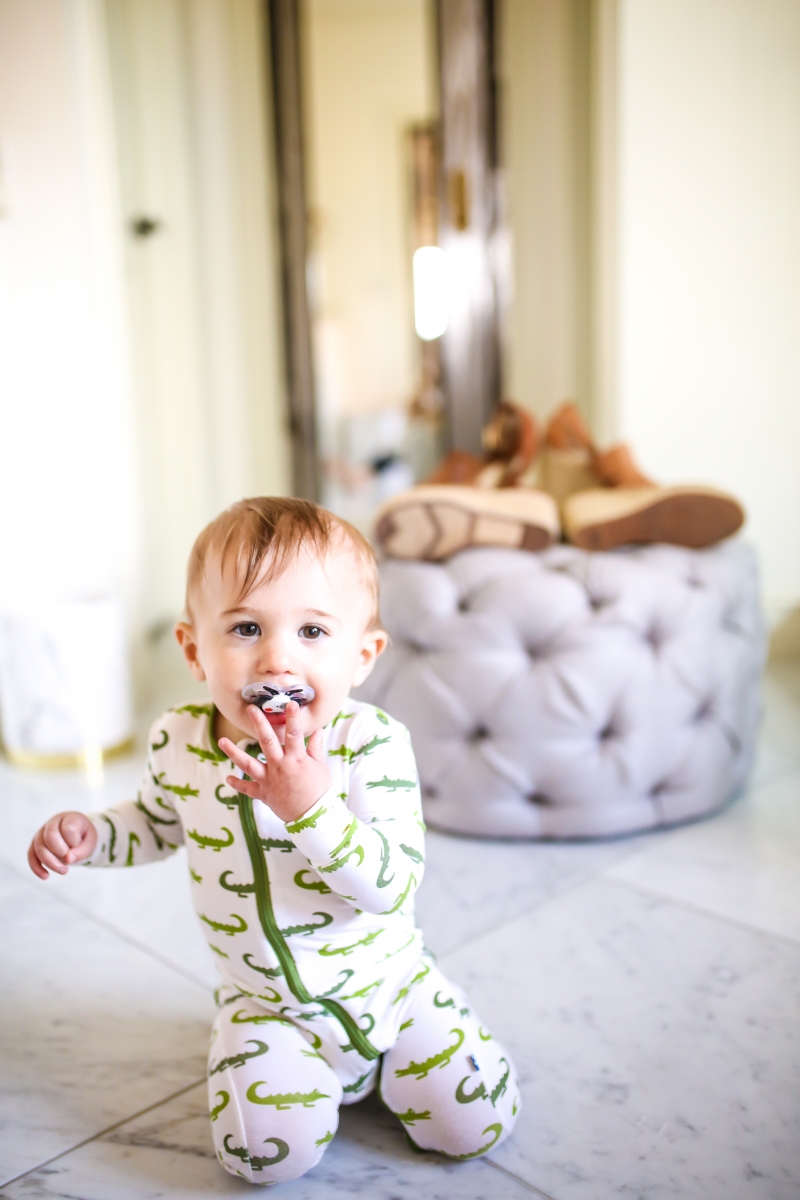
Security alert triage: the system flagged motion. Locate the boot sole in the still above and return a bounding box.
[375,486,559,561]
[566,488,744,551]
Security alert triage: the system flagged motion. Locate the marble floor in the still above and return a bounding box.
[1,657,798,1199]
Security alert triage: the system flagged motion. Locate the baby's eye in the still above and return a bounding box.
[300,624,325,641]
[233,622,260,638]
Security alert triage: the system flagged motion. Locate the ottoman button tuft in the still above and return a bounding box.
[353,542,764,838]
[644,627,663,651]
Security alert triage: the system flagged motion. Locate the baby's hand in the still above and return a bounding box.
[28,812,97,880]
[220,701,331,825]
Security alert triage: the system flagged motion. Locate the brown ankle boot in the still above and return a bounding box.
[426,449,485,486]
[543,405,654,487]
[591,443,654,488]
[563,485,745,550]
[541,401,603,504]
[561,433,744,549]
[542,401,745,550]
[424,401,540,488]
[544,401,594,451]
[479,400,540,487]
[375,485,559,561]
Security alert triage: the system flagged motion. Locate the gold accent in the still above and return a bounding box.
[447,169,469,231]
[3,737,136,771]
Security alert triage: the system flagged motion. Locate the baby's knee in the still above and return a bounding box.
[403,1089,520,1161]
[211,1089,339,1184]
[382,1039,522,1160]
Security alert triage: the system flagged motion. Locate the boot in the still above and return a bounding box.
[426,449,485,486]
[425,401,540,488]
[562,485,745,551]
[479,399,540,487]
[374,401,558,561]
[539,402,604,504]
[374,484,559,561]
[543,403,745,550]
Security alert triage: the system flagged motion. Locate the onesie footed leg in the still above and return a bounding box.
[380,965,521,1159]
[208,993,342,1184]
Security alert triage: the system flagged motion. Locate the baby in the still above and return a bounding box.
[28,497,520,1185]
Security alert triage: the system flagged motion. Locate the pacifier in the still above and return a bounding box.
[241,682,316,713]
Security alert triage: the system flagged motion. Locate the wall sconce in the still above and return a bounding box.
[413,246,449,341]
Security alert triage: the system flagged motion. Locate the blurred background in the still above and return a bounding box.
[0,0,799,755]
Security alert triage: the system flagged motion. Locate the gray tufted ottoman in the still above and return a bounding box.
[354,541,765,839]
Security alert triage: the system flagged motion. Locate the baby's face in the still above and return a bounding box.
[176,542,386,744]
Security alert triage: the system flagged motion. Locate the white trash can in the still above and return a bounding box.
[0,595,133,769]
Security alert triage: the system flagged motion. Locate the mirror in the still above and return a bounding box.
[301,0,443,531]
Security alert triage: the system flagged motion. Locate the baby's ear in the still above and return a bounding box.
[352,627,389,687]
[175,621,207,681]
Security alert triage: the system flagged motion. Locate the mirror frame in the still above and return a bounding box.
[266,0,502,498]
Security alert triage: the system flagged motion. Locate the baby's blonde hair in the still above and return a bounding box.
[186,497,381,627]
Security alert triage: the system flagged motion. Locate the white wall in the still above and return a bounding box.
[106,0,291,636]
[501,0,592,424]
[0,0,291,720]
[616,0,800,621]
[0,0,138,611]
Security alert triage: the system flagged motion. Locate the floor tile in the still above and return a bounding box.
[608,769,800,944]
[417,830,655,958]
[747,739,800,792]
[17,854,220,990]
[0,1087,539,1199]
[0,754,145,871]
[0,864,213,1188]
[755,662,800,777]
[2,659,798,1198]
[0,750,225,991]
[440,876,800,1200]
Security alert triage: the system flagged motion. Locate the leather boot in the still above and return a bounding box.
[425,401,540,488]
[375,401,558,561]
[543,404,745,550]
[375,484,559,561]
[540,402,604,504]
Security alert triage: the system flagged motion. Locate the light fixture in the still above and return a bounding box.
[413,246,449,341]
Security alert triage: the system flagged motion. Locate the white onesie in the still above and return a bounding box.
[83,701,519,1183]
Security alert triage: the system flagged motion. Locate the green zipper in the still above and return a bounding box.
[238,793,380,1062]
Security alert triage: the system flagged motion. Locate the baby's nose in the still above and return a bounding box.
[255,632,296,677]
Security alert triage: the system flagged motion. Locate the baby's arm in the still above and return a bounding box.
[27,720,184,878]
[284,712,426,916]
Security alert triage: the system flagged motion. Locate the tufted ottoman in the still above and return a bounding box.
[353,541,765,838]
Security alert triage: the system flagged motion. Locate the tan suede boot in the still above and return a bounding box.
[376,401,557,560]
[426,449,485,485]
[540,402,604,504]
[425,401,540,489]
[562,486,744,550]
[543,408,746,550]
[374,485,559,561]
[591,442,654,488]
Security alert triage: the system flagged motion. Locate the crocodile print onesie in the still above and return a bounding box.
[83,701,520,1183]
